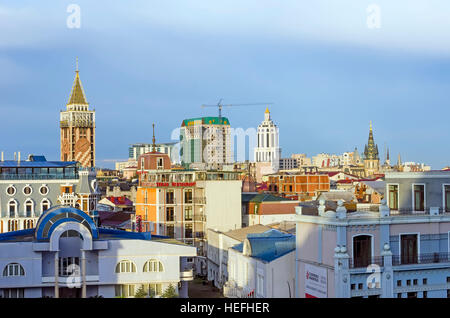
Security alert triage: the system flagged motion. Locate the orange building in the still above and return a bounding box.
[266,173,330,200]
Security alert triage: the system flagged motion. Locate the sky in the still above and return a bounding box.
[0,1,450,169]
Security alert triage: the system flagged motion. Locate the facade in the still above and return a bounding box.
[129,143,178,163]
[135,153,242,268]
[254,108,281,166]
[97,196,134,212]
[0,155,100,233]
[223,229,296,298]
[279,158,298,171]
[242,193,299,227]
[180,117,232,168]
[295,171,450,298]
[0,206,196,298]
[267,173,330,200]
[206,224,272,289]
[60,65,96,168]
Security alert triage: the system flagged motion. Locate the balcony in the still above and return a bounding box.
[349,256,384,269]
[0,173,79,180]
[180,269,194,281]
[393,253,450,266]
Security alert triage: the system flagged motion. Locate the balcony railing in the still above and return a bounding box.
[393,253,450,266]
[0,173,78,180]
[349,256,384,269]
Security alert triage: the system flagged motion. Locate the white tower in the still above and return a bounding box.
[254,107,281,163]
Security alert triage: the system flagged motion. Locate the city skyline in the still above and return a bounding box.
[1,1,450,169]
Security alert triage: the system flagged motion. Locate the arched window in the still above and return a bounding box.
[41,199,50,213]
[25,200,34,217]
[143,259,164,272]
[8,200,17,218]
[3,263,25,277]
[115,260,137,273]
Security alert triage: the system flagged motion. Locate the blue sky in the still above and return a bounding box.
[0,1,450,168]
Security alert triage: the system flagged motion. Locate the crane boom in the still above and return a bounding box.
[201,100,273,118]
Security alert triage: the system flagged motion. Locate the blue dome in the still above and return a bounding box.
[34,205,98,242]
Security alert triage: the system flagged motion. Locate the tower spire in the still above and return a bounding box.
[67,58,88,106]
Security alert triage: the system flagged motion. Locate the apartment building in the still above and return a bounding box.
[267,173,330,200]
[0,154,100,233]
[296,171,450,298]
[0,206,196,298]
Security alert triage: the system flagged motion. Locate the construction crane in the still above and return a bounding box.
[201,99,273,119]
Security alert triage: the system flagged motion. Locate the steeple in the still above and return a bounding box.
[67,58,88,106]
[363,121,379,160]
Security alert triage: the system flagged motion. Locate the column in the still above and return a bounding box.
[81,250,87,298]
[54,251,59,298]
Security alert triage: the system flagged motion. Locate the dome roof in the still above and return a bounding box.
[35,205,98,242]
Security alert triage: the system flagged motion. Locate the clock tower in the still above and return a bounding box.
[60,59,96,167]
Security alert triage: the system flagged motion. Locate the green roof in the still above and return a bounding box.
[242,193,292,203]
[182,117,230,127]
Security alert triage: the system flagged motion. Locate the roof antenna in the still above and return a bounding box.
[76,56,79,73]
[152,123,156,152]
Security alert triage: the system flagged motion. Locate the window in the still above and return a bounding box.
[40,185,49,195]
[6,186,16,196]
[184,189,193,204]
[115,284,135,298]
[23,186,32,195]
[413,279,418,285]
[397,280,402,287]
[406,280,411,286]
[148,283,163,297]
[166,207,174,222]
[423,291,427,298]
[41,199,50,213]
[157,158,164,169]
[115,260,137,273]
[407,292,417,298]
[397,293,402,298]
[185,224,193,238]
[143,259,164,272]
[447,277,450,283]
[8,201,17,218]
[401,234,418,265]
[423,278,427,285]
[351,284,356,290]
[2,288,24,298]
[3,263,25,277]
[25,200,33,217]
[445,185,450,213]
[413,185,425,211]
[184,206,193,221]
[358,283,363,290]
[166,224,174,238]
[447,290,450,298]
[353,235,372,268]
[166,190,174,204]
[389,185,398,210]
[59,257,80,276]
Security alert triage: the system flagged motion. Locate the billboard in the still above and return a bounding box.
[304,263,327,298]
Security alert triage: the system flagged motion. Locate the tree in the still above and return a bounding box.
[161,284,178,298]
[134,284,148,298]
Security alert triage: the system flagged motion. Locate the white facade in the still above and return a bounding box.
[254,109,281,166]
[0,206,196,298]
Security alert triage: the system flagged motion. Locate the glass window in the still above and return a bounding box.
[115,260,137,273]
[184,189,193,204]
[166,190,174,204]
[389,185,398,210]
[413,185,425,211]
[445,185,450,213]
[185,224,193,238]
[3,263,25,277]
[143,259,164,272]
[184,206,193,221]
[166,207,174,222]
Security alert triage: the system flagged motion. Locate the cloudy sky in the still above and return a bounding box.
[1,1,450,168]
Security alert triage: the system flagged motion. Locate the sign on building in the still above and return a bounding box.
[304,263,327,298]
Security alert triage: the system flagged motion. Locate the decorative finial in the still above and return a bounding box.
[76,57,79,72]
[265,106,270,114]
[370,120,372,130]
